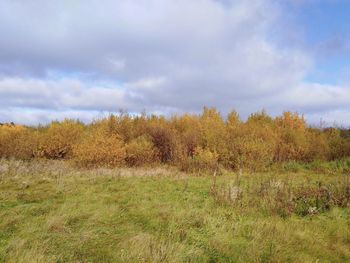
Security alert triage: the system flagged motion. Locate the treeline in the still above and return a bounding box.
[0,108,349,171]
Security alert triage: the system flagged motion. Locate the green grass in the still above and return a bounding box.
[0,160,349,262]
[279,158,350,174]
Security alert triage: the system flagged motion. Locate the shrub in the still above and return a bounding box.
[0,124,40,160]
[73,129,126,168]
[147,122,178,163]
[324,128,349,160]
[225,115,276,171]
[1,108,349,170]
[274,112,308,162]
[171,114,201,158]
[198,107,228,160]
[0,124,26,158]
[181,146,218,173]
[305,129,329,161]
[232,136,275,171]
[37,120,84,159]
[11,129,40,160]
[125,136,159,166]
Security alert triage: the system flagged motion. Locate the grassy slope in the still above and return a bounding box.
[0,161,349,262]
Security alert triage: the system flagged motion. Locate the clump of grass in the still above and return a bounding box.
[278,158,350,174]
[210,172,350,218]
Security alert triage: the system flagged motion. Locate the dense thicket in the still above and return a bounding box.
[1,108,349,171]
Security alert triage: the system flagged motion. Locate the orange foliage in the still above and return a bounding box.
[0,124,37,159]
[36,120,84,159]
[181,146,218,173]
[125,135,159,166]
[73,127,126,168]
[1,108,349,171]
[275,112,308,162]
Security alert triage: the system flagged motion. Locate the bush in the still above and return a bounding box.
[274,112,308,162]
[1,108,349,170]
[73,129,126,168]
[234,136,275,171]
[225,118,276,171]
[0,125,40,160]
[37,120,84,159]
[147,123,178,163]
[125,136,159,166]
[181,146,218,173]
[325,128,349,160]
[304,130,327,162]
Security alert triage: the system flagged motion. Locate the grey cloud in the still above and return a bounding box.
[0,0,348,125]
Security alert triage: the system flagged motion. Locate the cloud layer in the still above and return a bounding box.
[0,0,349,126]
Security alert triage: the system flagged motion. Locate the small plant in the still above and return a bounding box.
[210,182,243,206]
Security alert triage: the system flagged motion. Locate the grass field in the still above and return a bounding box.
[0,160,349,262]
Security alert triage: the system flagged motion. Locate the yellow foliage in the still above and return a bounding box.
[125,136,159,166]
[171,113,201,157]
[73,128,126,168]
[324,128,349,160]
[147,121,178,163]
[226,120,276,171]
[276,111,306,131]
[275,112,308,162]
[0,109,349,170]
[37,120,84,159]
[306,129,329,161]
[0,124,41,160]
[199,107,227,152]
[181,146,218,173]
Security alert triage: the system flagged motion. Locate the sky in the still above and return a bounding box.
[0,0,349,126]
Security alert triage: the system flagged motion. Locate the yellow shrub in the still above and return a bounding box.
[73,129,126,168]
[305,129,329,161]
[171,114,201,157]
[0,108,349,170]
[225,113,276,171]
[233,136,275,171]
[324,128,348,160]
[0,124,39,159]
[37,120,84,159]
[275,112,308,162]
[199,107,227,153]
[181,146,218,173]
[274,130,308,162]
[125,136,159,166]
[12,129,40,160]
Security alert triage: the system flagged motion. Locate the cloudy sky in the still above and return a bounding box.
[0,0,350,126]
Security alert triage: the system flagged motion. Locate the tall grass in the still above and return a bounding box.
[0,159,349,262]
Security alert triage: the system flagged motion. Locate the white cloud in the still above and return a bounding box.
[0,77,129,111]
[0,0,348,125]
[305,110,350,127]
[284,83,350,111]
[0,108,111,125]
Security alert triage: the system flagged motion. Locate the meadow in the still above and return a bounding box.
[0,159,349,263]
